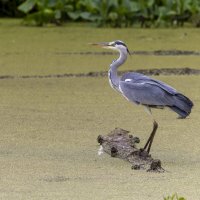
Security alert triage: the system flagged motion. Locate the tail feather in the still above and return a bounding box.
[169,93,193,118]
[176,93,193,107]
[169,106,189,118]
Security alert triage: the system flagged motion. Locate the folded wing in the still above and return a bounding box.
[119,72,193,118]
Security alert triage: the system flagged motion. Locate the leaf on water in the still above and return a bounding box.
[55,10,61,19]
[80,12,92,20]
[67,11,81,20]
[18,0,37,13]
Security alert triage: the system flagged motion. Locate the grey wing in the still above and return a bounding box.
[121,72,177,95]
[119,72,177,106]
[119,72,193,118]
[119,81,175,106]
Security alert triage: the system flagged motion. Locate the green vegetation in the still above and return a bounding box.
[164,193,186,200]
[1,0,200,27]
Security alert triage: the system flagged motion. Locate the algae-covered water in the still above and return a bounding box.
[1,19,200,76]
[0,19,199,200]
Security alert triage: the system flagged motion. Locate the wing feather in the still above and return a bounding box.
[121,72,177,95]
[119,80,175,106]
[119,72,178,106]
[119,72,193,117]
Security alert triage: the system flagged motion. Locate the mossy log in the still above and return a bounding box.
[97,128,164,172]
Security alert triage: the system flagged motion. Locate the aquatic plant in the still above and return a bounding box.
[3,0,200,27]
[163,193,186,200]
[17,0,73,26]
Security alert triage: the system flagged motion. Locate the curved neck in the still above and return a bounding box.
[108,51,127,91]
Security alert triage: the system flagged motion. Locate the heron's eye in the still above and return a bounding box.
[109,42,115,46]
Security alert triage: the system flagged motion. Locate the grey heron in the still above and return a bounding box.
[92,40,193,154]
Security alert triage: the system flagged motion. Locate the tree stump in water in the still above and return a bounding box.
[97,128,164,172]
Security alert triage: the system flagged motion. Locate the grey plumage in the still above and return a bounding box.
[92,40,193,153]
[120,72,193,118]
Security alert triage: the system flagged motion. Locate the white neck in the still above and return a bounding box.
[108,50,128,91]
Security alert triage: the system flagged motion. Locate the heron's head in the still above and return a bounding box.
[91,40,130,55]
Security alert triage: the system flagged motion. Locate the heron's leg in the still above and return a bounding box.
[142,106,158,153]
[144,120,158,153]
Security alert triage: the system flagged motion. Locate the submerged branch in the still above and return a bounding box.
[97,128,164,172]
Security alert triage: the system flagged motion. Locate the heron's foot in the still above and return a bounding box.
[140,146,151,154]
[139,148,144,152]
[136,148,150,158]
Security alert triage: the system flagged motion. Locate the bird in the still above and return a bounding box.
[92,40,193,154]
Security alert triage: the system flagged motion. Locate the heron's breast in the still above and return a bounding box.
[108,71,119,92]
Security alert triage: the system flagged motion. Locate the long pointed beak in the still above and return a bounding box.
[90,42,110,47]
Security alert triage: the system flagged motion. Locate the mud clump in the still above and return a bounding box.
[97,128,164,172]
